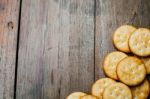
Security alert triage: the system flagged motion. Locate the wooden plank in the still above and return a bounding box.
[16,0,95,99]
[95,0,150,79]
[0,0,20,99]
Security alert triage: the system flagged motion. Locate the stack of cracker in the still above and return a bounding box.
[67,25,150,99]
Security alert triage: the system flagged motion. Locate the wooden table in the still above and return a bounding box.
[0,0,150,99]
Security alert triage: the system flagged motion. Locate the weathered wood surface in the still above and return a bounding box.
[95,0,150,79]
[0,0,148,99]
[16,0,95,99]
[0,0,20,99]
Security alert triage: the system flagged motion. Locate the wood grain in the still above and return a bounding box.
[16,0,95,99]
[95,0,150,80]
[0,0,20,99]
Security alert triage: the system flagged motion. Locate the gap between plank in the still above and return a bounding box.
[14,0,22,98]
[94,0,97,81]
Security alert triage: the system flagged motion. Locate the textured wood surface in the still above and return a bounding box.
[0,0,19,99]
[0,0,20,99]
[0,0,150,99]
[16,0,95,99]
[95,0,150,79]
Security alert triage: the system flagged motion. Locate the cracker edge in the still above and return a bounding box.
[66,92,87,99]
[141,58,150,74]
[80,94,99,99]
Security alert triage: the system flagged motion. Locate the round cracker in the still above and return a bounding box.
[141,57,150,74]
[129,28,150,56]
[80,95,99,99]
[113,25,136,53]
[117,57,146,86]
[66,92,87,99]
[103,82,132,99]
[103,51,127,80]
[131,79,149,99]
[91,78,116,98]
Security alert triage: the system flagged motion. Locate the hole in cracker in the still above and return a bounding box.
[110,92,113,96]
[103,80,106,83]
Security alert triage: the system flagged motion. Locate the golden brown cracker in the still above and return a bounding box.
[141,57,150,74]
[66,92,87,99]
[92,78,116,98]
[117,57,146,86]
[131,79,149,99]
[113,25,136,53]
[103,82,132,99]
[129,28,150,56]
[103,51,127,80]
[80,95,99,99]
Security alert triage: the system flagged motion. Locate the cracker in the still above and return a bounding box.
[131,79,149,99]
[91,78,116,98]
[103,51,127,80]
[129,28,150,56]
[80,95,99,99]
[103,82,132,99]
[113,25,136,53]
[66,92,86,99]
[141,57,150,74]
[117,57,146,86]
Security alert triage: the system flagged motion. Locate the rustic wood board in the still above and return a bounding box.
[95,0,150,79]
[15,0,150,99]
[16,0,95,99]
[0,0,20,99]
